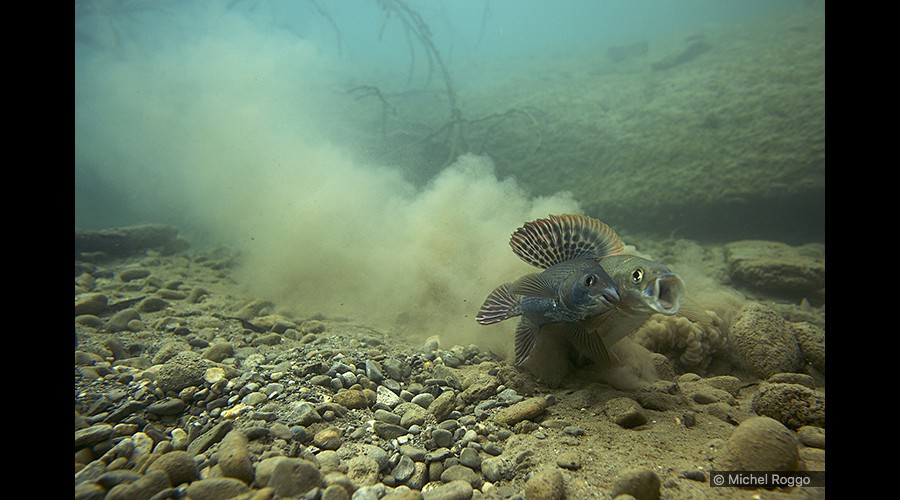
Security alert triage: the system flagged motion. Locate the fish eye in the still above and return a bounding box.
[584,274,596,287]
[631,268,644,283]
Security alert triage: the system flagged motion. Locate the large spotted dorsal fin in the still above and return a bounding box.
[509,214,624,269]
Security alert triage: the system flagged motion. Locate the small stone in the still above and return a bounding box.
[138,296,170,313]
[170,428,189,450]
[524,467,564,500]
[458,375,499,405]
[346,456,381,486]
[268,458,325,498]
[217,430,254,484]
[119,268,151,282]
[562,426,585,436]
[392,454,416,483]
[556,451,582,470]
[717,416,800,472]
[104,470,170,500]
[147,398,186,416]
[187,420,233,456]
[610,468,661,500]
[283,402,323,426]
[95,470,142,490]
[604,397,648,429]
[494,397,546,426]
[374,409,402,425]
[373,421,408,440]
[797,426,825,449]
[75,423,113,449]
[322,483,352,500]
[146,450,199,486]
[202,342,234,363]
[157,289,187,300]
[458,447,481,469]
[428,391,457,423]
[156,352,210,393]
[314,427,342,450]
[75,293,108,315]
[74,482,106,500]
[399,444,427,463]
[400,405,429,428]
[377,385,403,408]
[423,336,440,354]
[106,308,141,332]
[382,357,410,381]
[482,442,503,456]
[440,464,482,489]
[423,479,472,500]
[365,360,385,383]
[431,428,453,448]
[481,456,513,482]
[411,393,435,408]
[75,314,105,329]
[333,389,369,409]
[185,477,249,500]
[251,333,282,346]
[240,391,267,407]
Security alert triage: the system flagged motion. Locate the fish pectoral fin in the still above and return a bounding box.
[677,297,716,325]
[584,309,616,332]
[514,317,540,366]
[508,273,558,299]
[476,283,521,325]
[566,325,611,367]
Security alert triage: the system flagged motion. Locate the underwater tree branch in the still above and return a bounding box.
[307,0,343,55]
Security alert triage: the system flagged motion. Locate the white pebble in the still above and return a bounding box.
[131,432,154,457]
[171,428,189,450]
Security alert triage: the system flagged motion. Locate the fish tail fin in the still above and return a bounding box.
[476,283,521,325]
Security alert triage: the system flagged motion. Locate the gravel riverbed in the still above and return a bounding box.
[75,227,825,499]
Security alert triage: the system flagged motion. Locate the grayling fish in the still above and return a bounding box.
[578,254,687,355]
[476,214,625,366]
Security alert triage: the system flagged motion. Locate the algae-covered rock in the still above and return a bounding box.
[751,383,825,429]
[729,303,803,379]
[724,240,825,297]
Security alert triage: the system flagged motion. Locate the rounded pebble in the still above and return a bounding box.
[422,479,472,500]
[718,416,800,471]
[524,467,564,500]
[604,397,648,429]
[146,450,198,486]
[313,427,343,450]
[268,458,326,497]
[185,477,249,500]
[216,430,254,484]
[610,468,660,500]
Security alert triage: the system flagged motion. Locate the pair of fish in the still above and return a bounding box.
[476,214,686,367]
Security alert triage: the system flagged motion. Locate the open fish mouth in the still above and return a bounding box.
[646,273,685,314]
